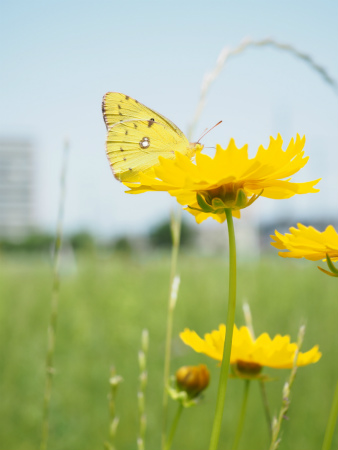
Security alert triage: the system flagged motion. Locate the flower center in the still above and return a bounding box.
[193,182,263,215]
[236,360,262,375]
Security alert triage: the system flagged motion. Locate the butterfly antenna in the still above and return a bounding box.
[197,121,222,143]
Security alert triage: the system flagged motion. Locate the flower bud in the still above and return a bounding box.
[176,364,210,398]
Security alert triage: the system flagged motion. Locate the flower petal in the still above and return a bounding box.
[124,135,319,223]
[180,325,321,369]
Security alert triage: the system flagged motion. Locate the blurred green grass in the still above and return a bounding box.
[0,252,337,450]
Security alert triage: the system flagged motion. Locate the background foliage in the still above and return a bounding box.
[0,251,336,450]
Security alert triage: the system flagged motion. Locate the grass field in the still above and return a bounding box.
[0,251,337,450]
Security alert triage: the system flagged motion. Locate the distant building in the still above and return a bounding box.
[0,140,34,237]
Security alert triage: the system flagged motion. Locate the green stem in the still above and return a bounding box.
[105,369,122,450]
[260,380,272,439]
[164,403,184,450]
[40,140,69,450]
[322,379,338,450]
[242,303,272,439]
[208,208,237,450]
[269,325,305,450]
[138,330,149,450]
[161,209,181,449]
[232,381,250,450]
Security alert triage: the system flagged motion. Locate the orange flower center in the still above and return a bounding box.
[236,360,262,375]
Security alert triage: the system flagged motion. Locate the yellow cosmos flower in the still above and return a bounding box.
[271,223,338,277]
[125,135,320,223]
[271,224,338,261]
[180,325,321,373]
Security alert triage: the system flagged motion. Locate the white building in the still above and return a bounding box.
[0,140,34,237]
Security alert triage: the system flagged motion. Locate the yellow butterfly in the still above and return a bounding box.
[102,92,203,182]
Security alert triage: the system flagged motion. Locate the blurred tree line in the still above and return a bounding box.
[0,231,96,253]
[148,219,195,248]
[0,219,196,254]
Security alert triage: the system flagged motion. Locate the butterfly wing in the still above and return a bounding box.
[106,118,190,181]
[102,92,187,139]
[102,92,192,181]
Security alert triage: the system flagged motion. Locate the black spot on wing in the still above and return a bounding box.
[120,147,124,151]
[125,95,129,100]
[125,130,128,135]
[148,118,155,127]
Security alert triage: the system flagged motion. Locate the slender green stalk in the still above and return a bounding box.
[269,325,305,450]
[208,208,237,450]
[138,329,149,450]
[242,303,272,437]
[164,403,184,450]
[40,140,69,450]
[242,302,255,340]
[260,380,272,439]
[322,379,338,450]
[232,381,250,450]
[161,209,182,449]
[105,369,123,450]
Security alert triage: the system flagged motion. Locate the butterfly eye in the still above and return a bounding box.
[139,137,150,149]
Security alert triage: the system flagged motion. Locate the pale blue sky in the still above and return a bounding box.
[1,0,337,236]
